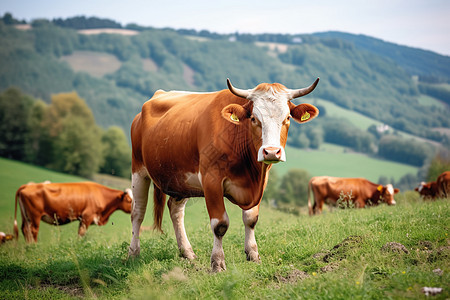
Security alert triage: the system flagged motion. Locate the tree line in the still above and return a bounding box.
[0,88,131,178]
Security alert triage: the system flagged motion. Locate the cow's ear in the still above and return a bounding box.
[221,104,250,125]
[394,188,400,194]
[289,102,319,124]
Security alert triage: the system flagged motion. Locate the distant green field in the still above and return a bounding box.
[272,144,418,184]
[314,98,382,130]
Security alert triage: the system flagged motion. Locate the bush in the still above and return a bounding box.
[278,169,311,206]
[378,135,434,166]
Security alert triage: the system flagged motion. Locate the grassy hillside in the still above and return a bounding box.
[274,145,418,183]
[0,20,448,144]
[0,159,448,299]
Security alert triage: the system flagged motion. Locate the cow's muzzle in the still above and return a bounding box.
[258,146,286,164]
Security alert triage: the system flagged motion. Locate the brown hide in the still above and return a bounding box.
[14,182,132,243]
[417,171,450,199]
[308,176,399,215]
[132,90,272,217]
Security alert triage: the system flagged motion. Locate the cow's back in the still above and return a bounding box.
[312,176,374,201]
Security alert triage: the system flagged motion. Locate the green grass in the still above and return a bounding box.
[314,98,383,130]
[273,145,418,183]
[1,158,448,299]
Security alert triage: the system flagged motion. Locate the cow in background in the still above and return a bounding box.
[14,181,133,242]
[415,171,450,199]
[128,78,320,271]
[308,176,399,215]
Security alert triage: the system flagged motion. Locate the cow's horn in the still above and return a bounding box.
[227,78,250,99]
[289,78,320,99]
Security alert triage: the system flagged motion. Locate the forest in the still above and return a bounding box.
[0,13,449,183]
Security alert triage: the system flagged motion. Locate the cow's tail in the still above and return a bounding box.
[152,185,166,233]
[308,178,313,216]
[14,185,25,240]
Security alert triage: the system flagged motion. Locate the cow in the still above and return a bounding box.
[0,232,14,244]
[415,171,450,199]
[128,78,320,271]
[308,176,399,215]
[14,181,133,243]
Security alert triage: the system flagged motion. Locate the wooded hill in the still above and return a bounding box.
[0,15,449,167]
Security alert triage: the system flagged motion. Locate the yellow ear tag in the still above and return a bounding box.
[301,111,310,121]
[230,113,239,122]
[377,185,383,191]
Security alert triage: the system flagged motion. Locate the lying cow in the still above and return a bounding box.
[128,78,320,272]
[308,176,399,215]
[14,181,133,242]
[415,171,450,199]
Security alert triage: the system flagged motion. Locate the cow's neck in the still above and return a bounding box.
[99,194,122,224]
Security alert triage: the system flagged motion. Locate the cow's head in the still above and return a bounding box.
[222,78,319,164]
[415,181,438,198]
[121,188,133,213]
[378,184,399,205]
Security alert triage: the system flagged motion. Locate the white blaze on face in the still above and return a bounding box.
[250,87,290,162]
[386,184,396,205]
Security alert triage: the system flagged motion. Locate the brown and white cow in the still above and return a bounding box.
[308,176,399,215]
[415,171,450,199]
[128,78,319,271]
[14,182,133,242]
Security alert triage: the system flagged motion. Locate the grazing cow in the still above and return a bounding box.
[308,176,399,215]
[128,78,319,271]
[0,232,14,244]
[14,182,133,243]
[416,171,450,199]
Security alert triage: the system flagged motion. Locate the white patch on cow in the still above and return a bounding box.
[93,216,100,225]
[418,182,425,192]
[185,172,203,190]
[249,87,290,162]
[125,188,133,199]
[386,184,394,195]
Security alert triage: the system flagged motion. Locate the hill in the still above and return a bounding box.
[0,17,449,141]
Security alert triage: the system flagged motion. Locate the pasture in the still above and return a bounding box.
[0,158,448,299]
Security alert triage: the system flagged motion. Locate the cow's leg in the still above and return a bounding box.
[242,205,261,262]
[168,197,196,260]
[22,219,39,243]
[78,216,94,237]
[203,178,229,272]
[128,171,151,257]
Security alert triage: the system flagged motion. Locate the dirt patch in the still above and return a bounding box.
[428,245,450,262]
[276,269,309,284]
[77,28,139,36]
[142,58,158,72]
[60,51,122,78]
[320,262,339,273]
[381,242,409,254]
[183,63,195,86]
[323,236,364,262]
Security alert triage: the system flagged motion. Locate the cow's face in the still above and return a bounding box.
[121,188,133,213]
[415,182,437,198]
[222,79,319,164]
[379,184,399,205]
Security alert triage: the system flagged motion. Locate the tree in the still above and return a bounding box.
[0,88,33,160]
[46,92,103,177]
[52,115,102,178]
[278,169,311,206]
[426,152,450,182]
[100,126,131,178]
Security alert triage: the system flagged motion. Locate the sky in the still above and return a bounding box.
[1,0,450,56]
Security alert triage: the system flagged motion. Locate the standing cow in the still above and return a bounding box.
[14,181,133,242]
[308,176,399,215]
[415,171,450,199]
[128,78,319,271]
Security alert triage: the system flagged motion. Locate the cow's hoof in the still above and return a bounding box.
[128,247,140,258]
[211,260,226,272]
[245,250,261,263]
[181,249,197,260]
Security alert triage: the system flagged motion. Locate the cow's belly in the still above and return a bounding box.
[41,214,77,225]
[149,169,205,199]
